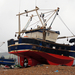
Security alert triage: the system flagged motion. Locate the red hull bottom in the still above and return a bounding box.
[9,50,74,67]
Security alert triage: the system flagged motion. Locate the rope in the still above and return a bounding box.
[23,11,55,28]
[44,12,53,18]
[21,10,54,17]
[45,11,56,24]
[39,9,55,11]
[29,21,39,27]
[0,42,5,47]
[58,15,74,36]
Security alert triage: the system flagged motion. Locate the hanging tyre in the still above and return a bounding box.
[24,58,28,67]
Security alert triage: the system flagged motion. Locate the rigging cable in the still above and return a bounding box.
[26,11,55,28]
[27,12,54,27]
[0,42,5,47]
[39,9,55,11]
[28,21,39,27]
[58,15,75,36]
[0,42,6,52]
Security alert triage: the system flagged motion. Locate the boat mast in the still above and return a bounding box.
[16,7,59,40]
[35,7,45,27]
[16,7,39,39]
[48,7,59,30]
[18,12,21,39]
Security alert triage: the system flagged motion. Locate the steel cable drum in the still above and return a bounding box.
[69,38,75,43]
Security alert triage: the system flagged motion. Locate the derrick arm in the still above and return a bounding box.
[48,7,59,30]
[16,7,39,39]
[22,15,33,32]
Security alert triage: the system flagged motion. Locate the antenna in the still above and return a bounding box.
[35,0,37,7]
[19,0,21,12]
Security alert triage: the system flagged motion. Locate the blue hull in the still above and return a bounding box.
[0,58,15,66]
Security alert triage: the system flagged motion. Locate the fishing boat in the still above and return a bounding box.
[0,56,15,66]
[7,6,75,67]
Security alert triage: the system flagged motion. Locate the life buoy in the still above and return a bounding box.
[24,36,28,37]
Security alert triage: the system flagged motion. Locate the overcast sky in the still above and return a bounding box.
[0,0,75,52]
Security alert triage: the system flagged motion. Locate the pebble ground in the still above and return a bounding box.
[0,65,75,75]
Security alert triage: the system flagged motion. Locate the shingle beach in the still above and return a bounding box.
[0,65,75,75]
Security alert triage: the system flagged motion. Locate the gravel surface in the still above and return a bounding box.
[0,65,75,75]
